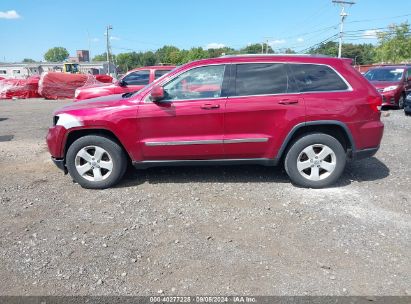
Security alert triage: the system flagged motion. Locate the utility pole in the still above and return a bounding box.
[263,37,273,54]
[106,25,113,75]
[332,0,355,58]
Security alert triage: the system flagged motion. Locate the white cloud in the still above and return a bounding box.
[0,10,21,19]
[297,37,304,43]
[110,36,120,41]
[205,42,226,49]
[268,39,286,46]
[363,30,379,39]
[91,38,99,42]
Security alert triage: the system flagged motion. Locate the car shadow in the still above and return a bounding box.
[116,157,389,188]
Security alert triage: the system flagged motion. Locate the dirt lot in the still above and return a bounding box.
[0,99,410,296]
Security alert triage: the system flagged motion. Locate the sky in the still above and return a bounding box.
[1,0,411,62]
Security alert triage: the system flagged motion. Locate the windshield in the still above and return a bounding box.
[364,68,404,82]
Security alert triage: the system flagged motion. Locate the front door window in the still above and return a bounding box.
[163,65,225,101]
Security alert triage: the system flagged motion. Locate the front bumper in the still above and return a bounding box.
[52,157,67,174]
[380,91,400,106]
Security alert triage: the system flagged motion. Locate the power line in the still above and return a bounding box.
[346,13,411,24]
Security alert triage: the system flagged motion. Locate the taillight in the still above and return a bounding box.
[368,95,382,113]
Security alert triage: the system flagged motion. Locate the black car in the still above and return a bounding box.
[405,93,411,116]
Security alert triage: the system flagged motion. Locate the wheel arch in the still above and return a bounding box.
[276,120,356,161]
[64,128,132,162]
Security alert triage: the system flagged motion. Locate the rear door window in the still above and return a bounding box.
[122,70,150,85]
[288,64,349,92]
[154,70,171,79]
[234,63,289,96]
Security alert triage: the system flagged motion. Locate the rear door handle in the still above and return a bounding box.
[201,104,220,110]
[278,99,299,105]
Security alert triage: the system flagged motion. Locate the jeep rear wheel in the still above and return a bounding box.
[284,133,346,188]
[66,135,127,189]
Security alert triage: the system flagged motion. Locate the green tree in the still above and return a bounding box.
[141,51,157,66]
[241,43,273,54]
[284,48,296,54]
[22,58,36,63]
[375,22,411,63]
[92,53,108,62]
[308,41,339,57]
[207,47,237,58]
[44,47,69,62]
[307,41,376,64]
[155,45,181,64]
[116,52,143,72]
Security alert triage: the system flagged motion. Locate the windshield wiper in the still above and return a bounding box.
[122,92,136,98]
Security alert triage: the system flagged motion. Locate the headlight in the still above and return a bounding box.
[383,85,398,92]
[74,89,80,98]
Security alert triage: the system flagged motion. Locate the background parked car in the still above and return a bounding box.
[74,65,175,101]
[363,65,411,109]
[404,93,411,115]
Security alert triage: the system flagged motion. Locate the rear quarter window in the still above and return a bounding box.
[288,64,349,92]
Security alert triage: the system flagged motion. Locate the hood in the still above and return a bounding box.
[55,93,125,115]
[79,83,118,92]
[370,81,400,90]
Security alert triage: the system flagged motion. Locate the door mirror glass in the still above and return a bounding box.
[150,85,165,102]
[118,79,127,87]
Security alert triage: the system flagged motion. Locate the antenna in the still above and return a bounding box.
[332,0,355,58]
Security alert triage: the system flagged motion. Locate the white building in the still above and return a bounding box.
[0,62,116,79]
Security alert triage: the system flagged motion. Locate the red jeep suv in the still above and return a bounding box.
[47,55,384,189]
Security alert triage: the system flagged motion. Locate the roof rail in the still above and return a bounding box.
[219,53,333,58]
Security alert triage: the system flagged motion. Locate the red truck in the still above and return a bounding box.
[74,65,175,101]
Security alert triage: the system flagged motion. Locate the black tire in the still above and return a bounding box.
[284,133,346,188]
[66,135,127,189]
[398,93,405,109]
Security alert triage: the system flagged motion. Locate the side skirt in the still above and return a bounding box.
[133,158,279,169]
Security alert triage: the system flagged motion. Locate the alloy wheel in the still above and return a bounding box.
[75,146,113,182]
[296,144,337,181]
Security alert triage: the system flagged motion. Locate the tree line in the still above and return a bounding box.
[37,22,411,73]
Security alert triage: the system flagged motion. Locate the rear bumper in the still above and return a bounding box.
[351,146,379,160]
[51,157,67,174]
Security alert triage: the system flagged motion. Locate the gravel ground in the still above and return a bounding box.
[0,99,410,296]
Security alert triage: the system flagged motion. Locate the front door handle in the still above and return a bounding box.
[201,104,220,110]
[278,99,299,105]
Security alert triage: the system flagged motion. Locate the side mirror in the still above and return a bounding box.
[150,85,165,102]
[118,79,127,87]
[407,76,411,82]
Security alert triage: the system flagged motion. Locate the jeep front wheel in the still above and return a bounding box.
[66,135,127,189]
